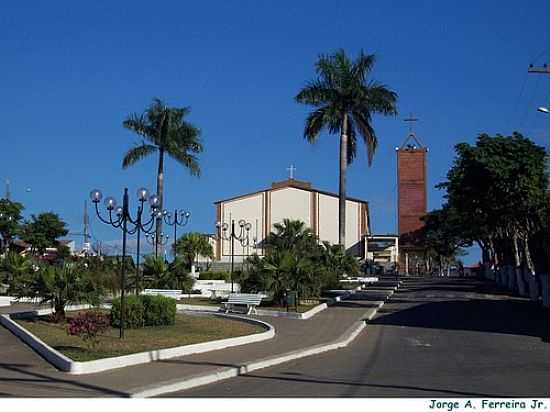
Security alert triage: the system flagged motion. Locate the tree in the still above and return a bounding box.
[1,252,34,287]
[19,212,68,255]
[421,205,468,276]
[9,262,100,322]
[439,132,548,290]
[296,49,397,247]
[172,232,213,269]
[122,98,203,255]
[0,199,24,253]
[318,241,360,287]
[141,255,193,291]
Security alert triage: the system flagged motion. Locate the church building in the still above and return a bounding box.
[213,178,370,262]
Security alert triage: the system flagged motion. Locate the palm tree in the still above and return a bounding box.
[265,218,315,251]
[122,98,203,255]
[296,49,398,247]
[172,232,214,270]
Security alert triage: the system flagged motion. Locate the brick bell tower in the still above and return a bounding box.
[396,115,427,274]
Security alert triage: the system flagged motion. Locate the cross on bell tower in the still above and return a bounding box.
[404,113,418,133]
[400,113,424,150]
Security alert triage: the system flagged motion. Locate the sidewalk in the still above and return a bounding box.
[0,289,390,397]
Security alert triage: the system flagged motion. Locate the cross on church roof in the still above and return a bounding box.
[287,164,296,179]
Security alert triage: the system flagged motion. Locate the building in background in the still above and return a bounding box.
[365,234,399,273]
[213,178,370,263]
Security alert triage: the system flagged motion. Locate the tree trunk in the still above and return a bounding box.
[156,148,165,257]
[338,113,349,249]
[522,233,535,276]
[512,233,526,295]
[54,301,65,322]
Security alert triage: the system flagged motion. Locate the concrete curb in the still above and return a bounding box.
[1,311,275,375]
[254,303,328,320]
[176,304,220,313]
[177,303,328,320]
[131,301,385,398]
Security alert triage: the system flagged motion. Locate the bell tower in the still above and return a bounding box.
[396,115,428,274]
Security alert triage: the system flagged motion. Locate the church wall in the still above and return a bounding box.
[216,185,369,262]
[346,201,360,253]
[317,194,365,254]
[270,187,311,228]
[317,194,339,246]
[219,193,264,262]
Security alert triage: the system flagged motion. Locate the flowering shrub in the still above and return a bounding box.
[67,311,109,348]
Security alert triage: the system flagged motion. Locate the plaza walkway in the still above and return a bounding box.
[176,277,550,397]
[0,288,392,397]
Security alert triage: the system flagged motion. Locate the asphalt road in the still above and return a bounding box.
[167,277,550,397]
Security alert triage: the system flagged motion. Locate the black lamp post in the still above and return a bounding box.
[90,187,160,339]
[163,209,190,261]
[145,232,170,259]
[216,219,252,293]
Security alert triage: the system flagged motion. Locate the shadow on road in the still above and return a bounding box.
[185,372,503,398]
[370,299,550,342]
[0,362,130,398]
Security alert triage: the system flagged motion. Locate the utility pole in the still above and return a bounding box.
[5,179,10,200]
[83,201,91,255]
[528,64,550,74]
[528,64,550,112]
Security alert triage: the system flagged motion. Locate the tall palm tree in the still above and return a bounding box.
[295,49,398,247]
[122,98,203,255]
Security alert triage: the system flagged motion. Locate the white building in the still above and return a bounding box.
[214,178,370,262]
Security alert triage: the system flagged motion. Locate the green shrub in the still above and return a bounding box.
[199,272,230,281]
[110,295,176,328]
[111,295,144,328]
[141,295,176,326]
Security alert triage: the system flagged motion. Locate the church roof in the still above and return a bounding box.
[213,178,369,205]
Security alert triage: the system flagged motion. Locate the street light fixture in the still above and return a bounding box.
[538,106,549,114]
[163,209,191,261]
[89,187,158,339]
[215,219,252,293]
[145,232,170,258]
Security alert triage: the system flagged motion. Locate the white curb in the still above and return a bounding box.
[176,304,221,313]
[131,302,385,398]
[177,302,329,320]
[255,303,327,320]
[1,312,274,375]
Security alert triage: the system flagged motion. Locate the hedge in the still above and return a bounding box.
[110,295,176,328]
[199,272,231,281]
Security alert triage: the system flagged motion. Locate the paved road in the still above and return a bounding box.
[169,278,550,397]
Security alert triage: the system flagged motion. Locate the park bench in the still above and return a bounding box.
[223,293,264,315]
[142,289,181,300]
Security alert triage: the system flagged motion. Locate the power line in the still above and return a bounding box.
[510,74,529,130]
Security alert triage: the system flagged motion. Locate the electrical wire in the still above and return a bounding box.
[520,75,541,129]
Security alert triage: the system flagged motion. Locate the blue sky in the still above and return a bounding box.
[2,1,550,262]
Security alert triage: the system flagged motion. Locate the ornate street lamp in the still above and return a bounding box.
[145,232,170,258]
[216,219,252,293]
[163,209,190,261]
[89,187,159,339]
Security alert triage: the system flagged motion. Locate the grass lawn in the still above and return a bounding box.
[16,311,265,362]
